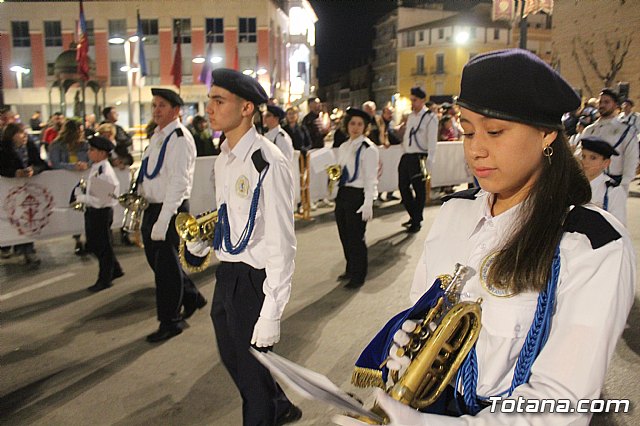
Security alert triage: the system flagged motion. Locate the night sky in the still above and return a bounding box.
[310,0,488,86]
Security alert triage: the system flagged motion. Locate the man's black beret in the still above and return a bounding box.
[211,68,268,106]
[151,88,184,107]
[457,49,580,129]
[581,136,619,158]
[599,88,620,104]
[410,86,427,99]
[88,135,114,152]
[345,107,371,122]
[266,105,285,120]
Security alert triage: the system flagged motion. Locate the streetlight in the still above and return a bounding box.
[109,34,138,127]
[10,65,30,90]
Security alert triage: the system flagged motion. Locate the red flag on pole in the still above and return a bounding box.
[170,24,182,89]
[76,0,90,81]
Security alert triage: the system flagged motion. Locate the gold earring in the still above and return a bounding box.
[543,145,553,164]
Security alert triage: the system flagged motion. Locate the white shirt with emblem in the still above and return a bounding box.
[84,158,119,209]
[336,135,379,202]
[409,190,635,425]
[214,126,296,321]
[401,106,438,167]
[580,117,639,188]
[589,173,626,226]
[139,119,196,223]
[264,125,294,165]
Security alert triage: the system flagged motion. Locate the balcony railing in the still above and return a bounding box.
[411,68,427,76]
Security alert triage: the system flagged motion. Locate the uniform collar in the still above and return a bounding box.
[590,172,608,186]
[155,118,180,137]
[468,191,523,239]
[348,135,365,146]
[411,106,428,117]
[264,125,282,140]
[222,126,259,162]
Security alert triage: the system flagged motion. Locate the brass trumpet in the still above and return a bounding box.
[327,164,342,195]
[70,178,87,211]
[175,210,218,272]
[354,264,482,424]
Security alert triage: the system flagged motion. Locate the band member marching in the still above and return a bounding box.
[334,108,379,289]
[188,68,302,425]
[335,49,635,426]
[263,105,295,165]
[140,88,207,343]
[398,87,438,233]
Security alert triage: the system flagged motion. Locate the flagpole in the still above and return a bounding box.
[138,83,143,159]
[519,0,528,49]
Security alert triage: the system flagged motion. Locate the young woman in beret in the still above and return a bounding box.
[335,49,635,426]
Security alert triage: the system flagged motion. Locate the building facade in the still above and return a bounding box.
[1,0,317,126]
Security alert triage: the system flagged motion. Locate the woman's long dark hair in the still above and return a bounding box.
[488,131,591,293]
[1,122,25,148]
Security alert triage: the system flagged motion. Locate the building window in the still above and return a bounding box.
[239,17,257,43]
[47,62,56,76]
[418,31,424,42]
[11,21,30,47]
[435,53,445,74]
[173,19,191,44]
[493,28,500,40]
[416,55,425,75]
[109,19,127,39]
[110,61,127,86]
[438,28,444,40]
[86,19,95,46]
[44,21,62,47]
[141,19,159,44]
[404,31,415,47]
[206,18,224,43]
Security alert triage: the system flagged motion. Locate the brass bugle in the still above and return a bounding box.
[327,164,342,195]
[175,210,218,242]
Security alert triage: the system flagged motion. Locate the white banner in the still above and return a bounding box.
[0,145,469,245]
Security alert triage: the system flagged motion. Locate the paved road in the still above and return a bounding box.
[1,194,639,425]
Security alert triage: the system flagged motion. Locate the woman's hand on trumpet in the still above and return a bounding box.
[332,388,428,426]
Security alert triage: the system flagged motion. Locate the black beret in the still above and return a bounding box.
[599,88,620,103]
[457,49,580,130]
[151,88,184,107]
[88,135,114,152]
[410,86,426,99]
[581,136,618,158]
[266,105,285,120]
[345,107,371,122]
[622,98,634,106]
[211,68,268,105]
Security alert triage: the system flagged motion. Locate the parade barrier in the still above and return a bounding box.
[0,143,470,245]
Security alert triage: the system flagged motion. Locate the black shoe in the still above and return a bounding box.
[387,194,400,201]
[406,225,421,234]
[401,220,412,228]
[113,270,125,280]
[182,295,208,320]
[276,405,302,426]
[88,281,112,292]
[337,272,352,281]
[146,324,184,343]
[345,279,364,289]
[121,232,135,246]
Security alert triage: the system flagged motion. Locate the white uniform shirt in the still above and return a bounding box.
[264,125,294,164]
[581,117,639,187]
[84,158,119,209]
[337,135,379,202]
[618,111,639,129]
[402,106,438,168]
[214,127,296,321]
[409,191,635,425]
[589,173,626,226]
[140,119,196,223]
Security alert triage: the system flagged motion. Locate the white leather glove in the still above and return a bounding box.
[186,240,211,257]
[356,199,373,222]
[151,217,170,241]
[74,194,88,204]
[386,320,418,375]
[332,389,429,426]
[251,316,280,347]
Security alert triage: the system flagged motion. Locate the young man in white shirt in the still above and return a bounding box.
[198,68,301,425]
[263,104,294,164]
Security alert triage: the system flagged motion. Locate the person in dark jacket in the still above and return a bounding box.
[0,123,49,264]
[190,115,218,156]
